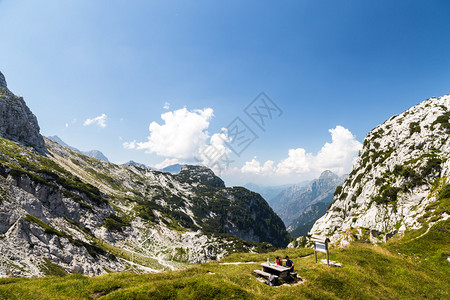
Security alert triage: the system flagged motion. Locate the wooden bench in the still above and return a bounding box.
[254,269,279,279]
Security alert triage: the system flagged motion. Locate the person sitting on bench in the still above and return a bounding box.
[285,256,294,272]
[276,256,282,266]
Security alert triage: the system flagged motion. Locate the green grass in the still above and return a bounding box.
[0,219,448,299]
[25,214,67,238]
[39,258,68,277]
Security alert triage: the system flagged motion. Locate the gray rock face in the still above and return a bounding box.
[176,165,225,187]
[0,71,6,88]
[310,95,450,246]
[0,71,45,153]
[0,136,289,277]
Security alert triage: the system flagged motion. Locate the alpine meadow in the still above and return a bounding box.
[0,1,449,299]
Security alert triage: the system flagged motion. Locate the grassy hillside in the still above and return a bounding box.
[1,218,448,299]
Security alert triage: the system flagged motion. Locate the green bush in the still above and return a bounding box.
[334,186,343,197]
[438,184,450,200]
[409,122,421,135]
[373,185,401,205]
[104,214,130,232]
[431,111,450,131]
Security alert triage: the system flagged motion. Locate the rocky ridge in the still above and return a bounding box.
[0,71,288,277]
[310,95,450,245]
[0,72,6,88]
[0,136,288,277]
[0,71,45,153]
[48,135,109,162]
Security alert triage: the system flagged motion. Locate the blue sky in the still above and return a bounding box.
[0,0,449,185]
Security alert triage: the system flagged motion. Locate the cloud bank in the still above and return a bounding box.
[240,125,362,177]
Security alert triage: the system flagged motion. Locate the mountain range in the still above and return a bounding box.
[47,135,109,162]
[0,70,288,277]
[1,69,449,284]
[267,171,345,237]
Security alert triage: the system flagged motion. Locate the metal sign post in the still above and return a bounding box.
[311,235,331,266]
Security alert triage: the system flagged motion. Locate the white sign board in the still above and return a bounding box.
[315,242,327,253]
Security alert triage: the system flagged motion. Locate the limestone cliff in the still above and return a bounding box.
[310,95,450,245]
[0,71,45,153]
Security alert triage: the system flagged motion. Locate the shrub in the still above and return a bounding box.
[352,174,364,187]
[431,111,450,131]
[375,177,384,186]
[438,184,450,200]
[373,185,401,205]
[334,186,343,197]
[421,157,442,177]
[409,122,421,135]
[104,214,130,232]
[355,187,362,198]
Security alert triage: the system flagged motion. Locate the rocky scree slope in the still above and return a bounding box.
[0,71,288,277]
[310,95,450,245]
[0,71,45,153]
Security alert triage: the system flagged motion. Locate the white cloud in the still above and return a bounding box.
[84,113,107,128]
[315,126,363,173]
[198,129,231,164]
[154,158,180,170]
[241,157,274,174]
[276,148,313,175]
[124,107,214,160]
[241,125,362,178]
[123,140,137,149]
[163,102,170,110]
[65,123,69,128]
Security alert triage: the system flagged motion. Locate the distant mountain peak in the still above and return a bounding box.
[83,150,109,162]
[319,170,338,179]
[161,164,184,174]
[47,135,75,150]
[176,165,225,188]
[122,160,153,170]
[47,135,109,162]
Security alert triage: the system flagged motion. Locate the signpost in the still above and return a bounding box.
[311,235,331,266]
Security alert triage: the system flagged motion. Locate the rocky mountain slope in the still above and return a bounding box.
[288,201,331,238]
[48,135,109,162]
[0,71,289,277]
[0,72,45,153]
[273,171,345,236]
[310,95,450,245]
